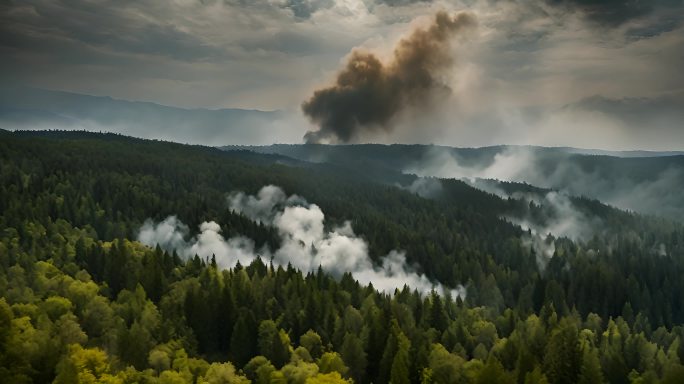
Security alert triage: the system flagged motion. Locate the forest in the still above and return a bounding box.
[2,129,684,383]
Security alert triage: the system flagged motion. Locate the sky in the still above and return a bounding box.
[1,0,683,149]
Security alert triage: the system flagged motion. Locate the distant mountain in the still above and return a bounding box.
[0,86,289,145]
[557,147,684,158]
[224,144,684,220]
[226,143,684,161]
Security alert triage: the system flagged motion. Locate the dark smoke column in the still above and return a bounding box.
[302,11,477,144]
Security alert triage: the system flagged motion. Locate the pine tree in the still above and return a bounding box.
[258,320,290,368]
[543,321,581,384]
[377,321,399,383]
[390,330,411,384]
[476,356,514,384]
[230,310,257,368]
[430,291,449,333]
[340,332,367,383]
[577,344,604,384]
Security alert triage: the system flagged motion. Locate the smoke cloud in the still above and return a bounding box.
[139,185,465,298]
[506,191,600,273]
[407,146,684,220]
[403,146,684,271]
[480,187,602,243]
[405,146,535,182]
[465,178,600,272]
[404,148,616,272]
[302,11,477,143]
[396,177,444,198]
[523,234,556,274]
[138,217,259,270]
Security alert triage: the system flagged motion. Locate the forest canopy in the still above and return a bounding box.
[1,130,684,383]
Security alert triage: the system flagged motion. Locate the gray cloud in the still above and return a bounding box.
[569,93,684,128]
[0,0,365,110]
[546,0,683,29]
[0,1,220,61]
[283,0,335,19]
[547,0,653,26]
[375,0,433,6]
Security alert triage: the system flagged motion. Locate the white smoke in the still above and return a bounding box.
[506,191,602,242]
[406,145,684,220]
[404,147,626,272]
[521,234,556,274]
[404,146,535,182]
[138,185,465,298]
[502,190,603,272]
[656,243,667,257]
[227,185,306,224]
[436,176,599,272]
[138,217,259,270]
[396,177,444,198]
[138,216,188,251]
[513,191,605,272]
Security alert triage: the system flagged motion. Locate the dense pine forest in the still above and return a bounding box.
[2,130,684,383]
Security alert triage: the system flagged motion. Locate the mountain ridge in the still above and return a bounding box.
[0,87,288,145]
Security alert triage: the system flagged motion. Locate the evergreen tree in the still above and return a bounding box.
[258,320,291,368]
[230,311,257,368]
[543,321,581,384]
[390,330,411,384]
[578,344,604,384]
[340,332,367,383]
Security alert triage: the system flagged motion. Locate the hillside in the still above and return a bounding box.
[228,144,684,220]
[2,131,684,383]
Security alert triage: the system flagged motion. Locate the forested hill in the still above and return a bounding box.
[227,144,684,220]
[2,130,684,383]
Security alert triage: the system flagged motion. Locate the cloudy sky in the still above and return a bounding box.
[1,0,683,149]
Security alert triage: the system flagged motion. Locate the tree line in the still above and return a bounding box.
[1,130,684,383]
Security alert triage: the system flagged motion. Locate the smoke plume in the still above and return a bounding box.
[302,11,477,143]
[404,147,613,272]
[403,147,684,273]
[138,217,259,270]
[406,146,684,220]
[139,185,465,298]
[506,191,600,273]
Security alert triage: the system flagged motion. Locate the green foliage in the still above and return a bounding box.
[318,352,349,377]
[1,131,684,383]
[300,330,324,359]
[305,371,352,384]
[258,320,292,368]
[390,329,411,384]
[428,343,464,383]
[53,345,121,384]
[340,332,366,383]
[476,356,514,384]
[543,320,581,384]
[578,339,604,384]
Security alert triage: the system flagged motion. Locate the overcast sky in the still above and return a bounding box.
[1,0,683,149]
